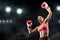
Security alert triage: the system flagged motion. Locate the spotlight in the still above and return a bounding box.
[56,6,60,11]
[16,8,22,14]
[5,6,11,13]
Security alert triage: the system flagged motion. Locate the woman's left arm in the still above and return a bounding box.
[41,2,52,23]
[44,8,52,23]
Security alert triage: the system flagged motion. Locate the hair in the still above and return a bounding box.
[37,16,44,24]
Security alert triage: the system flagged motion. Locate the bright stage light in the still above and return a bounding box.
[57,6,60,11]
[16,8,22,14]
[5,6,11,13]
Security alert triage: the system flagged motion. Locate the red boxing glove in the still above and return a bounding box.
[41,2,50,10]
[26,20,32,28]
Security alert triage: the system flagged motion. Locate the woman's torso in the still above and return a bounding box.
[37,22,49,38]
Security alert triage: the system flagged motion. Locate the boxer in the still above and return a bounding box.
[26,2,52,40]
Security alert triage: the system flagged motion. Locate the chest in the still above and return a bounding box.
[38,24,48,32]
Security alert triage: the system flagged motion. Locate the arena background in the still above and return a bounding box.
[0,0,60,40]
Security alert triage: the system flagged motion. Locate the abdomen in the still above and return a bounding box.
[40,30,47,38]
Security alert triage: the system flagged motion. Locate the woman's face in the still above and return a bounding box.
[37,16,44,24]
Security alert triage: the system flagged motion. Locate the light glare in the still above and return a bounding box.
[57,6,60,11]
[17,8,22,14]
[3,20,5,23]
[10,20,12,23]
[5,6,11,13]
[58,20,60,23]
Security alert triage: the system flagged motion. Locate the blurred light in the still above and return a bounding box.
[3,20,5,23]
[0,20,1,22]
[58,20,60,23]
[10,20,12,23]
[0,20,13,24]
[6,20,9,22]
[16,8,22,14]
[5,6,11,13]
[57,6,60,11]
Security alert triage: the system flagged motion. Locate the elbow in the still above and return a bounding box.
[28,31,31,34]
[29,32,31,34]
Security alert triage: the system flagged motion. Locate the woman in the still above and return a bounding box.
[26,2,52,40]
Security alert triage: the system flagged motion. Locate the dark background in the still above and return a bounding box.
[0,0,60,40]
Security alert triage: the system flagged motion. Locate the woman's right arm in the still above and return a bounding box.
[26,20,38,34]
[27,26,38,34]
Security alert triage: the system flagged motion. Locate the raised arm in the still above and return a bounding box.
[41,2,52,23]
[44,7,52,23]
[41,2,52,37]
[26,20,38,34]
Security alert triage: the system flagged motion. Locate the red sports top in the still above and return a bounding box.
[38,22,48,32]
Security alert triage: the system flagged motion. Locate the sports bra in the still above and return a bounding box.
[38,22,48,32]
